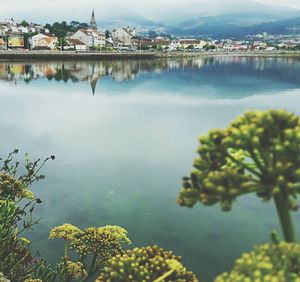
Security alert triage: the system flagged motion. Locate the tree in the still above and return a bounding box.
[178,110,300,242]
[20,20,29,27]
[105,30,111,39]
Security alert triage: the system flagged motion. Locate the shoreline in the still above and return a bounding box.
[1,50,300,61]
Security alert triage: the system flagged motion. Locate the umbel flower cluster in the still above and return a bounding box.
[49,224,129,258]
[215,242,300,282]
[49,223,131,280]
[64,261,87,280]
[96,245,199,282]
[178,110,300,211]
[0,173,35,201]
[70,227,123,261]
[49,223,81,241]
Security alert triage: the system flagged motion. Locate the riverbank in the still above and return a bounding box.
[1,50,300,61]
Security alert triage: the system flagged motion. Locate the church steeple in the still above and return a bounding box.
[90,9,97,30]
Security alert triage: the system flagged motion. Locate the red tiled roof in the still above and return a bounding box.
[68,38,85,45]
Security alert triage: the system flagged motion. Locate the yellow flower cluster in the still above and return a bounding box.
[24,279,42,282]
[215,242,300,282]
[49,224,81,240]
[0,173,35,200]
[178,110,300,211]
[65,261,88,280]
[71,227,123,259]
[98,225,132,245]
[96,245,199,282]
[166,259,184,272]
[0,272,10,282]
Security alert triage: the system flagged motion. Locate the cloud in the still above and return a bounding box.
[0,0,300,23]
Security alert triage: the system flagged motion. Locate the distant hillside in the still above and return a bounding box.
[95,0,300,38]
[168,0,300,26]
[171,16,300,38]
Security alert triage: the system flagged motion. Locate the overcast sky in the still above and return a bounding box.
[1,0,300,23]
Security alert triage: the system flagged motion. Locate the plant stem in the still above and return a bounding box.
[274,194,295,243]
[154,269,175,282]
[87,253,98,278]
[64,240,68,258]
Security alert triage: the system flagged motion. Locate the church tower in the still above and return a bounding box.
[90,10,97,30]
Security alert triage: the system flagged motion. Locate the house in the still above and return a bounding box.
[112,27,136,47]
[153,37,171,49]
[30,33,57,50]
[7,35,24,48]
[179,39,206,49]
[67,39,88,51]
[265,46,276,51]
[169,40,180,51]
[18,26,30,33]
[0,38,6,49]
[70,29,105,49]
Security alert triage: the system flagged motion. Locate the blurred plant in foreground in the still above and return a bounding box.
[96,245,199,282]
[0,150,56,281]
[0,149,199,281]
[178,110,300,242]
[215,241,300,282]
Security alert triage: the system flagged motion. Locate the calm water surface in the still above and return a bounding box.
[1,57,300,281]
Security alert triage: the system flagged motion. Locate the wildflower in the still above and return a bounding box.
[49,224,81,240]
[178,110,300,211]
[96,245,198,281]
[215,242,300,282]
[0,173,35,200]
[70,227,123,262]
[166,259,184,271]
[98,225,132,244]
[65,261,88,280]
[19,189,36,200]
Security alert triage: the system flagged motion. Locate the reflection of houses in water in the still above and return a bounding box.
[1,57,300,91]
[109,61,137,82]
[89,64,103,95]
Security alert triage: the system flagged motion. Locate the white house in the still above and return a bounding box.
[18,26,29,33]
[30,33,57,50]
[169,40,180,51]
[67,39,88,51]
[112,27,136,47]
[179,39,206,49]
[70,29,105,49]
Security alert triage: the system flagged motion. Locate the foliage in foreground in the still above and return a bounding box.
[96,245,198,282]
[0,150,56,281]
[3,109,300,281]
[178,109,300,242]
[0,150,198,281]
[49,223,131,281]
[215,242,300,282]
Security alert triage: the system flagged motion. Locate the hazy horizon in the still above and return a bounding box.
[1,0,300,24]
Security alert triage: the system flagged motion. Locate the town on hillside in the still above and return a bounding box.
[1,10,300,52]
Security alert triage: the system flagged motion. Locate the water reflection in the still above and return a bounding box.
[1,57,300,281]
[1,57,300,96]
